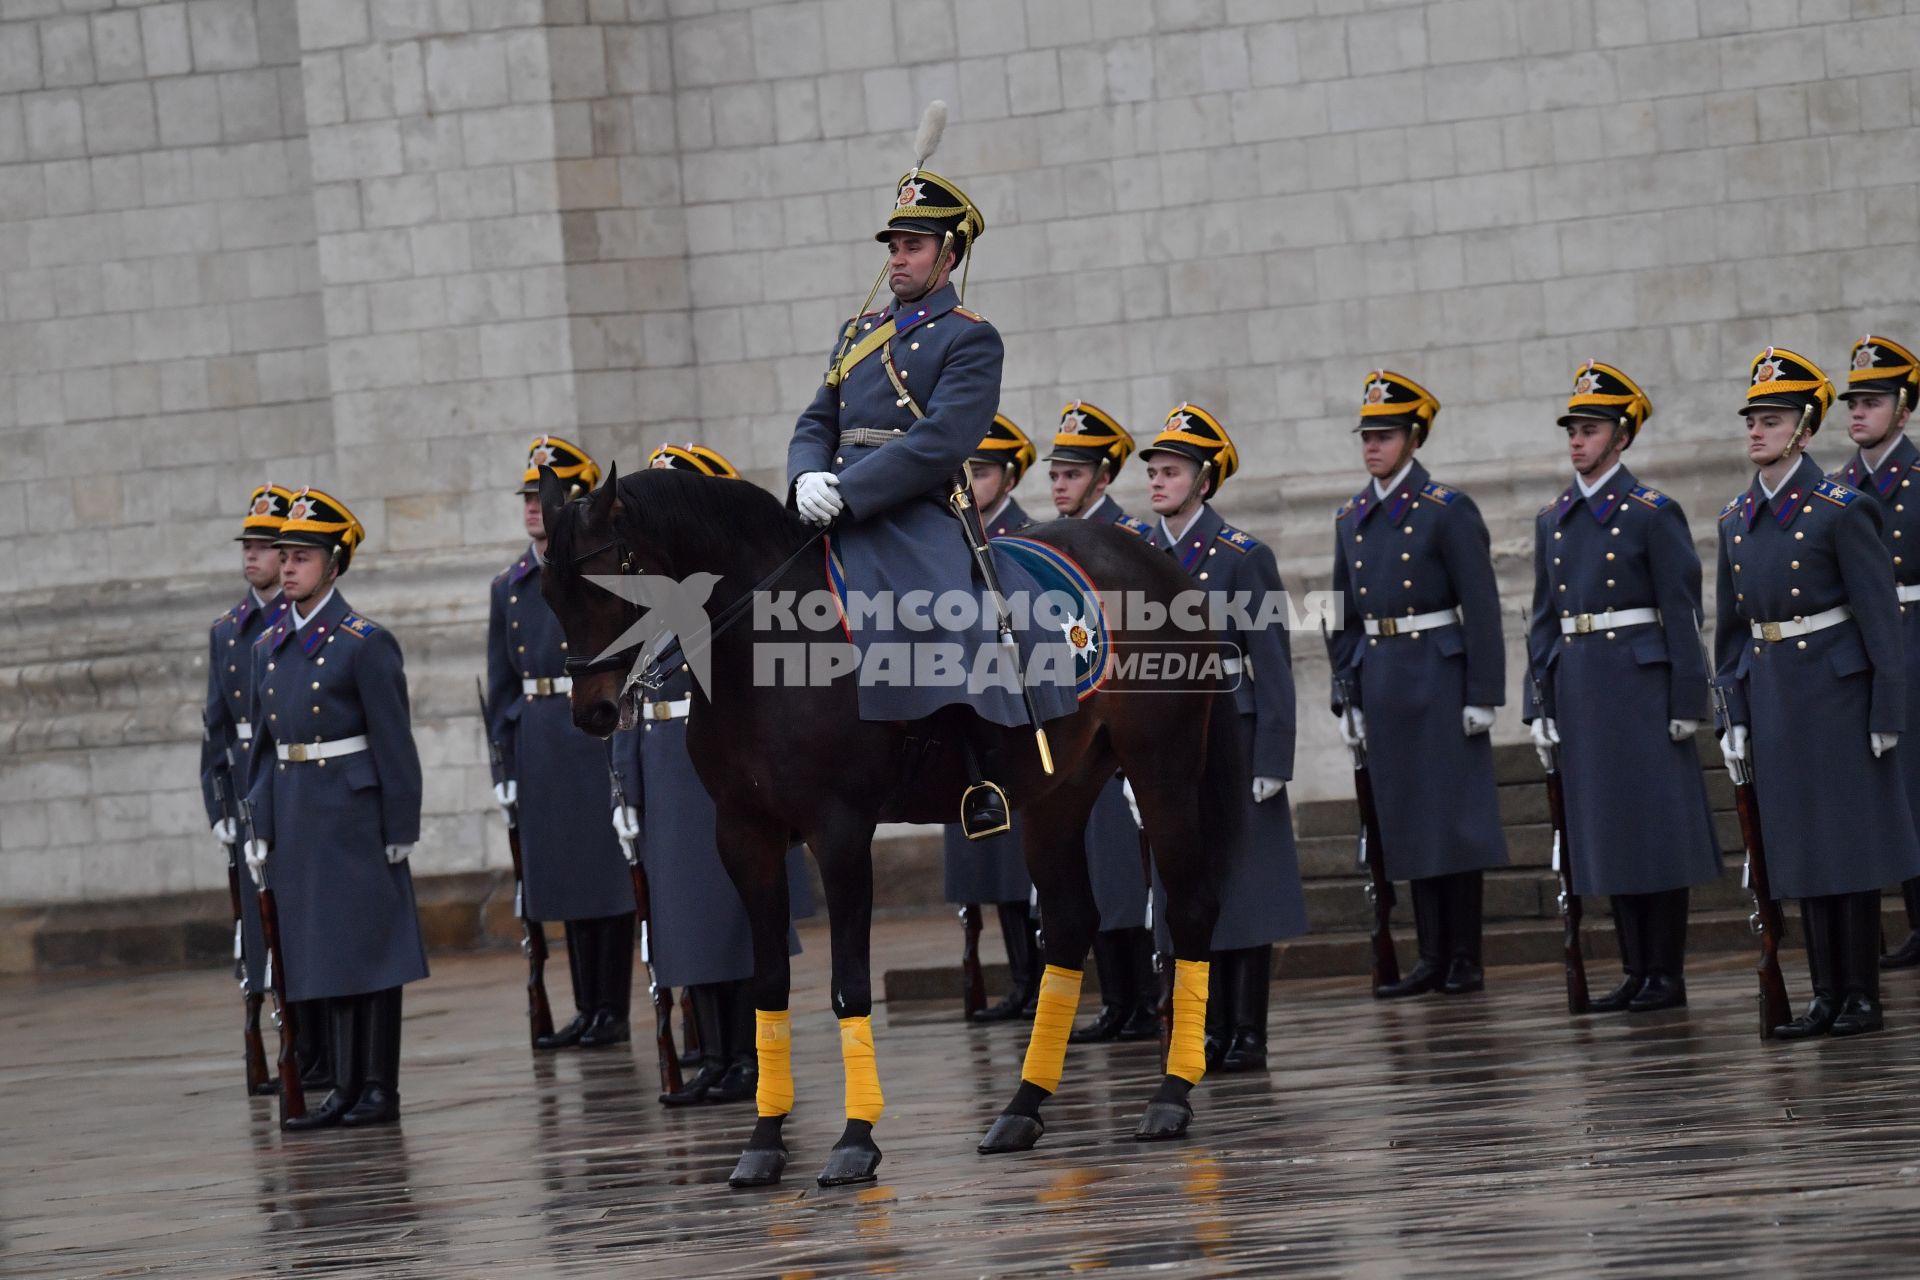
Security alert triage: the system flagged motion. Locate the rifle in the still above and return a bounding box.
[211,762,271,1097]
[477,679,555,1045]
[226,746,304,1124]
[608,747,682,1094]
[1137,810,1172,1067]
[1707,661,1792,1040]
[1321,621,1400,992]
[960,903,986,1018]
[1531,674,1590,1015]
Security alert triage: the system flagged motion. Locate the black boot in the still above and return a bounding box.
[970,903,1039,1023]
[1377,877,1445,998]
[1441,872,1485,994]
[1629,889,1689,1012]
[958,717,1010,841]
[294,998,334,1090]
[1071,931,1131,1043]
[1833,891,1887,1036]
[677,989,703,1068]
[341,988,402,1127]
[535,920,591,1050]
[1115,928,1162,1042]
[1881,878,1920,969]
[661,985,728,1105]
[1204,951,1233,1068]
[284,995,363,1132]
[1590,896,1645,1012]
[1776,897,1840,1039]
[707,982,759,1103]
[1219,947,1272,1073]
[580,913,634,1048]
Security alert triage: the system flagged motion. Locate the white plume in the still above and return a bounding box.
[912,100,947,168]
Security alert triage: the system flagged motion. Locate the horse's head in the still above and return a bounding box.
[537,461,672,737]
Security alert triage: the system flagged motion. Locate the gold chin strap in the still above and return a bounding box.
[1784,402,1816,457]
[824,262,890,387]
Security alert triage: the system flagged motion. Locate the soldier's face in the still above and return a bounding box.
[1049,462,1105,515]
[240,538,279,591]
[523,493,546,542]
[1743,408,1798,464]
[279,546,332,603]
[967,459,1008,508]
[1564,417,1621,476]
[1146,456,1202,516]
[1847,392,1908,447]
[1360,427,1409,478]
[886,231,949,299]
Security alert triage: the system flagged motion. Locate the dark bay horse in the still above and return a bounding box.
[537,464,1241,1188]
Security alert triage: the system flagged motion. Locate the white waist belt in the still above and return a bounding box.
[1364,608,1460,637]
[1220,656,1244,674]
[1899,584,1920,603]
[276,735,369,763]
[644,698,691,721]
[523,676,573,696]
[1560,607,1660,636]
[1750,605,1851,643]
[235,721,253,742]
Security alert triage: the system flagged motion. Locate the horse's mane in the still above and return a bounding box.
[547,466,810,582]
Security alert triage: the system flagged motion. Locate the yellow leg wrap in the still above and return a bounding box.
[838,1014,885,1124]
[1167,958,1210,1084]
[1019,965,1084,1093]
[755,1009,794,1118]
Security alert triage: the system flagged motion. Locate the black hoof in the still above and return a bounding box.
[1133,1099,1193,1141]
[977,1113,1044,1154]
[728,1147,787,1188]
[816,1143,883,1187]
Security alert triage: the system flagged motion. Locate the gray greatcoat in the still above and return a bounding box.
[486,548,636,923]
[1714,453,1920,898]
[1330,461,1511,882]
[611,665,811,990]
[1523,465,1722,896]
[245,590,429,1002]
[201,589,286,990]
[1147,503,1310,950]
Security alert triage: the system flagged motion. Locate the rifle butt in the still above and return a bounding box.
[257,888,307,1122]
[243,992,270,1096]
[961,904,986,1017]
[654,992,683,1094]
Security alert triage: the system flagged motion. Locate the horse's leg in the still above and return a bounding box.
[714,806,798,1190]
[809,806,886,1187]
[978,770,1107,1155]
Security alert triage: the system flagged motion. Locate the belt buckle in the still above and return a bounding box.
[534,677,555,696]
[651,701,672,720]
[1574,613,1595,635]
[1761,622,1783,643]
[1377,618,1399,637]
[286,743,309,763]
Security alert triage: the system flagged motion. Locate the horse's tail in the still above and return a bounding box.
[1196,687,1245,898]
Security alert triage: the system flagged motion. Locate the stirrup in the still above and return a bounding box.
[960,780,1011,841]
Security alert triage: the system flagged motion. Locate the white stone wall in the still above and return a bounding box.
[4,0,1919,904]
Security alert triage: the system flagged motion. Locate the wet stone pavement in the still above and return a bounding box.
[8,920,1920,1278]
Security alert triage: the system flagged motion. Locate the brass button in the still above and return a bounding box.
[1605,552,1615,561]
[1734,535,1742,544]
[1554,532,1562,540]
[312,681,320,689]
[1355,561,1363,569]
[1790,560,1799,569]
[518,645,526,653]
[910,342,920,350]
[228,664,236,672]
[1369,638,1378,647]
[509,595,517,604]
[1803,505,1812,514]
[1795,531,1805,540]
[1359,587,1368,596]
[1356,534,1364,543]
[268,662,276,671]
[1553,557,1561,565]
[1402,579,1411,588]
[311,706,320,714]
[1791,587,1800,596]
[1401,552,1410,561]
[1199,572,1209,581]
[1610,527,1620,536]
[1797,640,1807,650]
[1605,630,1615,639]
[1606,578,1615,588]
[316,657,324,665]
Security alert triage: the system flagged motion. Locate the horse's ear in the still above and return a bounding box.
[537,465,569,534]
[587,460,620,527]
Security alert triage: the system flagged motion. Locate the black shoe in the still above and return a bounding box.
[535,1012,589,1051]
[1882,932,1920,970]
[577,1008,631,1048]
[660,1063,725,1106]
[706,1059,758,1104]
[970,991,1033,1023]
[1588,975,1644,1013]
[339,1085,400,1127]
[1376,959,1444,999]
[1070,1005,1127,1043]
[1773,996,1840,1040]
[960,781,1011,841]
[970,903,1038,1022]
[1440,958,1484,995]
[1627,974,1686,1012]
[1218,1028,1267,1073]
[1115,1003,1162,1042]
[1830,993,1885,1036]
[299,1058,334,1092]
[282,1087,356,1132]
[1216,946,1271,1072]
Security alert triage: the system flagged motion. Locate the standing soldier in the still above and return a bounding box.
[1140,404,1307,1071]
[1523,363,1722,1012]
[201,483,300,1093]
[1045,403,1160,1042]
[944,415,1041,1023]
[612,442,813,1101]
[1715,346,1920,1037]
[485,435,637,1050]
[243,488,428,1129]
[1828,336,1920,969]
[1329,372,1509,998]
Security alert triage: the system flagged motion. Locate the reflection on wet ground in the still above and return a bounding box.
[7,924,1920,1277]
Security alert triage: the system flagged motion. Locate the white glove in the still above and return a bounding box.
[1338,708,1366,748]
[1720,724,1749,768]
[1462,705,1496,736]
[212,817,238,846]
[1668,719,1699,742]
[1251,776,1283,804]
[1529,716,1559,770]
[492,779,517,822]
[243,838,269,884]
[794,471,844,526]
[612,805,640,840]
[1873,731,1900,758]
[386,844,412,865]
[1121,777,1142,829]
